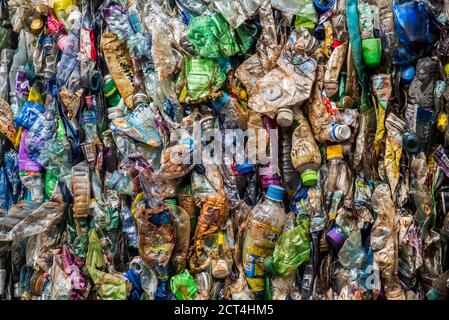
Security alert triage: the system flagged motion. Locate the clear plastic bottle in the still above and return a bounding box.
[8,29,29,97]
[71,161,91,219]
[242,185,287,297]
[0,49,14,100]
[56,19,80,87]
[337,230,367,269]
[323,144,353,204]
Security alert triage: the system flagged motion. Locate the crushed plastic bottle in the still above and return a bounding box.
[0,0,448,302]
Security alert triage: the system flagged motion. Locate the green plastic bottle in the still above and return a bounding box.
[264,214,311,277]
[170,270,198,300]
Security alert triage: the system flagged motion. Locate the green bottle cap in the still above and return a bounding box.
[301,170,318,187]
[362,38,382,68]
[426,288,439,300]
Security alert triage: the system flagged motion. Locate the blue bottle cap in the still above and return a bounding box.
[265,185,285,201]
[236,163,254,174]
[401,65,415,84]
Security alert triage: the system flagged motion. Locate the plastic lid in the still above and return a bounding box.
[133,92,148,107]
[362,38,382,68]
[236,163,254,174]
[31,18,43,34]
[437,113,448,133]
[326,227,345,250]
[401,65,415,84]
[301,170,318,187]
[103,74,112,83]
[402,132,419,154]
[326,144,343,159]
[263,256,277,275]
[332,124,351,141]
[276,108,293,127]
[265,185,285,201]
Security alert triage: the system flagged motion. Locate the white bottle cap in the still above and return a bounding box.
[276,108,294,127]
[332,124,351,141]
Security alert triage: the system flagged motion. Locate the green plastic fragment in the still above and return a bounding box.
[170,269,198,300]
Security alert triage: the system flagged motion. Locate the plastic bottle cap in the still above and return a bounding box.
[263,256,277,275]
[103,74,112,83]
[362,38,382,68]
[276,108,293,127]
[326,227,345,250]
[332,124,351,141]
[133,92,148,108]
[67,9,81,28]
[301,170,318,187]
[401,65,415,84]
[426,288,439,300]
[236,163,254,174]
[402,132,420,154]
[437,113,448,133]
[57,35,68,51]
[326,144,343,159]
[31,18,43,35]
[445,63,449,76]
[265,185,285,201]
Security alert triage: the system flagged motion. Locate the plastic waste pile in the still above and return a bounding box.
[1,0,449,300]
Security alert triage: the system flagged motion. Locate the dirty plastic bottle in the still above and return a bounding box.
[323,144,352,203]
[242,185,287,297]
[291,111,322,187]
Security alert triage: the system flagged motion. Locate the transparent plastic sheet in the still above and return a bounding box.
[212,0,264,29]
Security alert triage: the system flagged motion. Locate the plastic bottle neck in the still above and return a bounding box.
[264,197,283,207]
